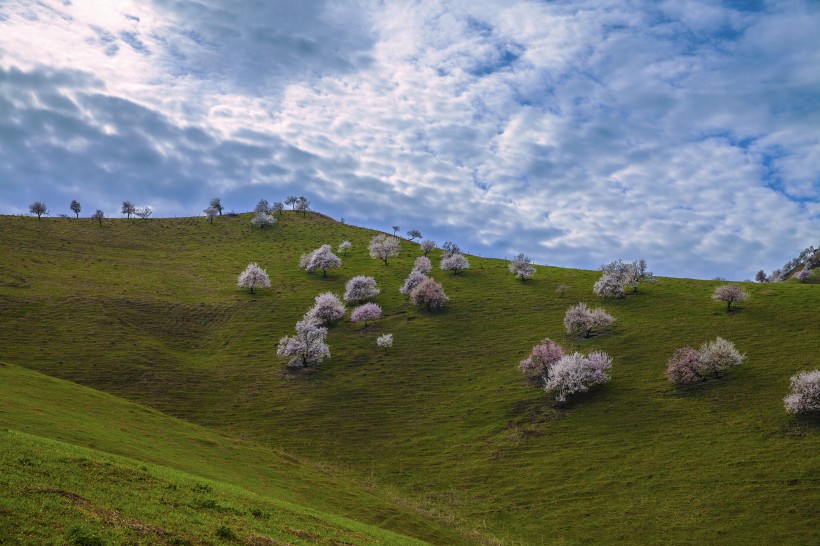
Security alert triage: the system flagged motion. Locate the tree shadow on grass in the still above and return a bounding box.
[780,413,820,438]
[656,377,735,399]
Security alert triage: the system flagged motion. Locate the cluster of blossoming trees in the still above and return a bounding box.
[519,338,613,403]
[513,258,817,412]
[236,231,464,369]
[234,208,816,413]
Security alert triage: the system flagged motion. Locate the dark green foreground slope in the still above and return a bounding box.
[0,212,817,544]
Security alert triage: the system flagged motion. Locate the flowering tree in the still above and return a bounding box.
[413,256,432,275]
[666,347,703,384]
[699,337,744,378]
[783,370,820,414]
[351,302,383,326]
[251,211,276,228]
[564,303,614,338]
[121,201,136,218]
[29,201,48,219]
[344,275,380,303]
[272,201,284,216]
[305,292,346,325]
[203,206,218,223]
[209,198,223,215]
[593,272,625,298]
[303,245,341,277]
[711,284,748,312]
[420,240,436,256]
[410,277,449,311]
[544,351,612,404]
[508,253,536,281]
[519,338,564,378]
[369,234,401,264]
[556,284,568,297]
[70,200,81,218]
[285,195,298,209]
[441,253,470,275]
[92,209,104,226]
[406,229,422,241]
[377,333,393,351]
[237,263,271,294]
[399,269,428,295]
[254,199,271,214]
[135,206,152,220]
[795,269,813,282]
[338,241,352,255]
[277,317,330,368]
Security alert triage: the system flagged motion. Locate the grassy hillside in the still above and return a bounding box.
[1,212,818,544]
[0,427,427,545]
[0,362,477,544]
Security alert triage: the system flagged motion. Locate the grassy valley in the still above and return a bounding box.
[0,212,817,544]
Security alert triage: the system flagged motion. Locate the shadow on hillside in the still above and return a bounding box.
[656,377,739,399]
[780,414,820,438]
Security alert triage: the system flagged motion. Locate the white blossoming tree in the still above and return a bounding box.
[302,244,342,277]
[784,370,820,414]
[305,292,346,325]
[564,303,614,338]
[400,269,428,295]
[203,206,218,224]
[410,277,449,311]
[237,263,271,294]
[277,318,330,368]
[712,284,748,312]
[698,337,744,378]
[413,256,432,275]
[369,234,401,265]
[441,253,469,275]
[519,338,564,378]
[351,302,382,327]
[593,272,625,299]
[544,351,613,404]
[508,253,536,281]
[344,275,380,303]
[251,211,276,228]
[377,333,393,351]
[595,259,654,296]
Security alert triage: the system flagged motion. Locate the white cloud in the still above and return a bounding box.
[0,0,817,279]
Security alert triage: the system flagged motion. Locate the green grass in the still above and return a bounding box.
[0,212,818,544]
[0,362,471,544]
[0,427,429,545]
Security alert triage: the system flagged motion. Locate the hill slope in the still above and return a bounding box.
[1,212,818,544]
[0,362,472,544]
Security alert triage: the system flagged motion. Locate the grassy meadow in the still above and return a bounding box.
[0,211,817,544]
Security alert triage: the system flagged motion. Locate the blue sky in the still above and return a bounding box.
[0,0,817,279]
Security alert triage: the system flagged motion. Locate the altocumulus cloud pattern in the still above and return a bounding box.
[0,0,818,279]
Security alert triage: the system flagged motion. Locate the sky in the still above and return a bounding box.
[0,0,818,280]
